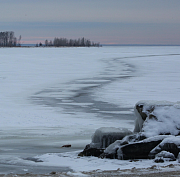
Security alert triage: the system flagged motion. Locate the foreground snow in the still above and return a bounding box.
[0,46,180,175]
[34,151,180,176]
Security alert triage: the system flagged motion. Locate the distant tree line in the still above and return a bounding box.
[0,31,21,47]
[44,37,101,47]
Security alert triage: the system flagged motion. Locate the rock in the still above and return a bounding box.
[79,127,132,157]
[134,101,180,137]
[117,135,169,160]
[118,140,162,160]
[149,136,180,158]
[50,171,56,175]
[62,144,71,148]
[78,144,104,157]
[154,157,164,163]
[91,127,132,149]
[100,133,147,159]
[154,151,176,162]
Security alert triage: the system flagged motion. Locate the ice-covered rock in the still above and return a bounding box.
[79,127,132,157]
[90,127,132,149]
[134,101,180,137]
[100,133,147,159]
[149,136,180,158]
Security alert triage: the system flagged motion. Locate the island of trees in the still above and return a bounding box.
[0,31,101,47]
[0,31,21,47]
[44,37,101,47]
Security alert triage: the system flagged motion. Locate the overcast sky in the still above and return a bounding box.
[1,0,180,45]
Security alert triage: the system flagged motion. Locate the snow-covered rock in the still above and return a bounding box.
[117,135,170,160]
[154,151,176,163]
[79,127,132,157]
[149,136,180,158]
[134,101,180,137]
[101,134,168,159]
[101,133,146,158]
[90,127,132,149]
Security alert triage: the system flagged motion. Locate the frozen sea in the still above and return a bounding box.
[0,46,180,175]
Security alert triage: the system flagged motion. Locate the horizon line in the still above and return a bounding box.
[21,43,180,47]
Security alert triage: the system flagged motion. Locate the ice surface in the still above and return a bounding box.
[93,46,180,108]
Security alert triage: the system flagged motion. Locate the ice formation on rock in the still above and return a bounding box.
[91,127,132,149]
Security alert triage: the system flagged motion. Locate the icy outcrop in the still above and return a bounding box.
[134,101,180,137]
[78,127,132,157]
[80,101,180,161]
[90,127,132,149]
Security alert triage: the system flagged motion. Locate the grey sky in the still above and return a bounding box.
[0,0,180,44]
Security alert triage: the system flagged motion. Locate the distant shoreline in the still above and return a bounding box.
[1,44,180,48]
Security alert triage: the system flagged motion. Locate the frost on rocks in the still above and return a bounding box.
[134,100,180,137]
[91,127,132,149]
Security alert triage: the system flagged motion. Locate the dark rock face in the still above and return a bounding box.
[149,142,180,158]
[161,143,180,158]
[78,144,104,157]
[118,140,162,160]
[154,157,164,163]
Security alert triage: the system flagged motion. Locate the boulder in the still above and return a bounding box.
[79,127,132,157]
[100,133,147,159]
[91,127,132,149]
[154,151,176,163]
[149,136,180,158]
[117,135,169,160]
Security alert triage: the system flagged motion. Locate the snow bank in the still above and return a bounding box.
[134,100,180,137]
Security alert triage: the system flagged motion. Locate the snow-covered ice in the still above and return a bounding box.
[0,46,180,175]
